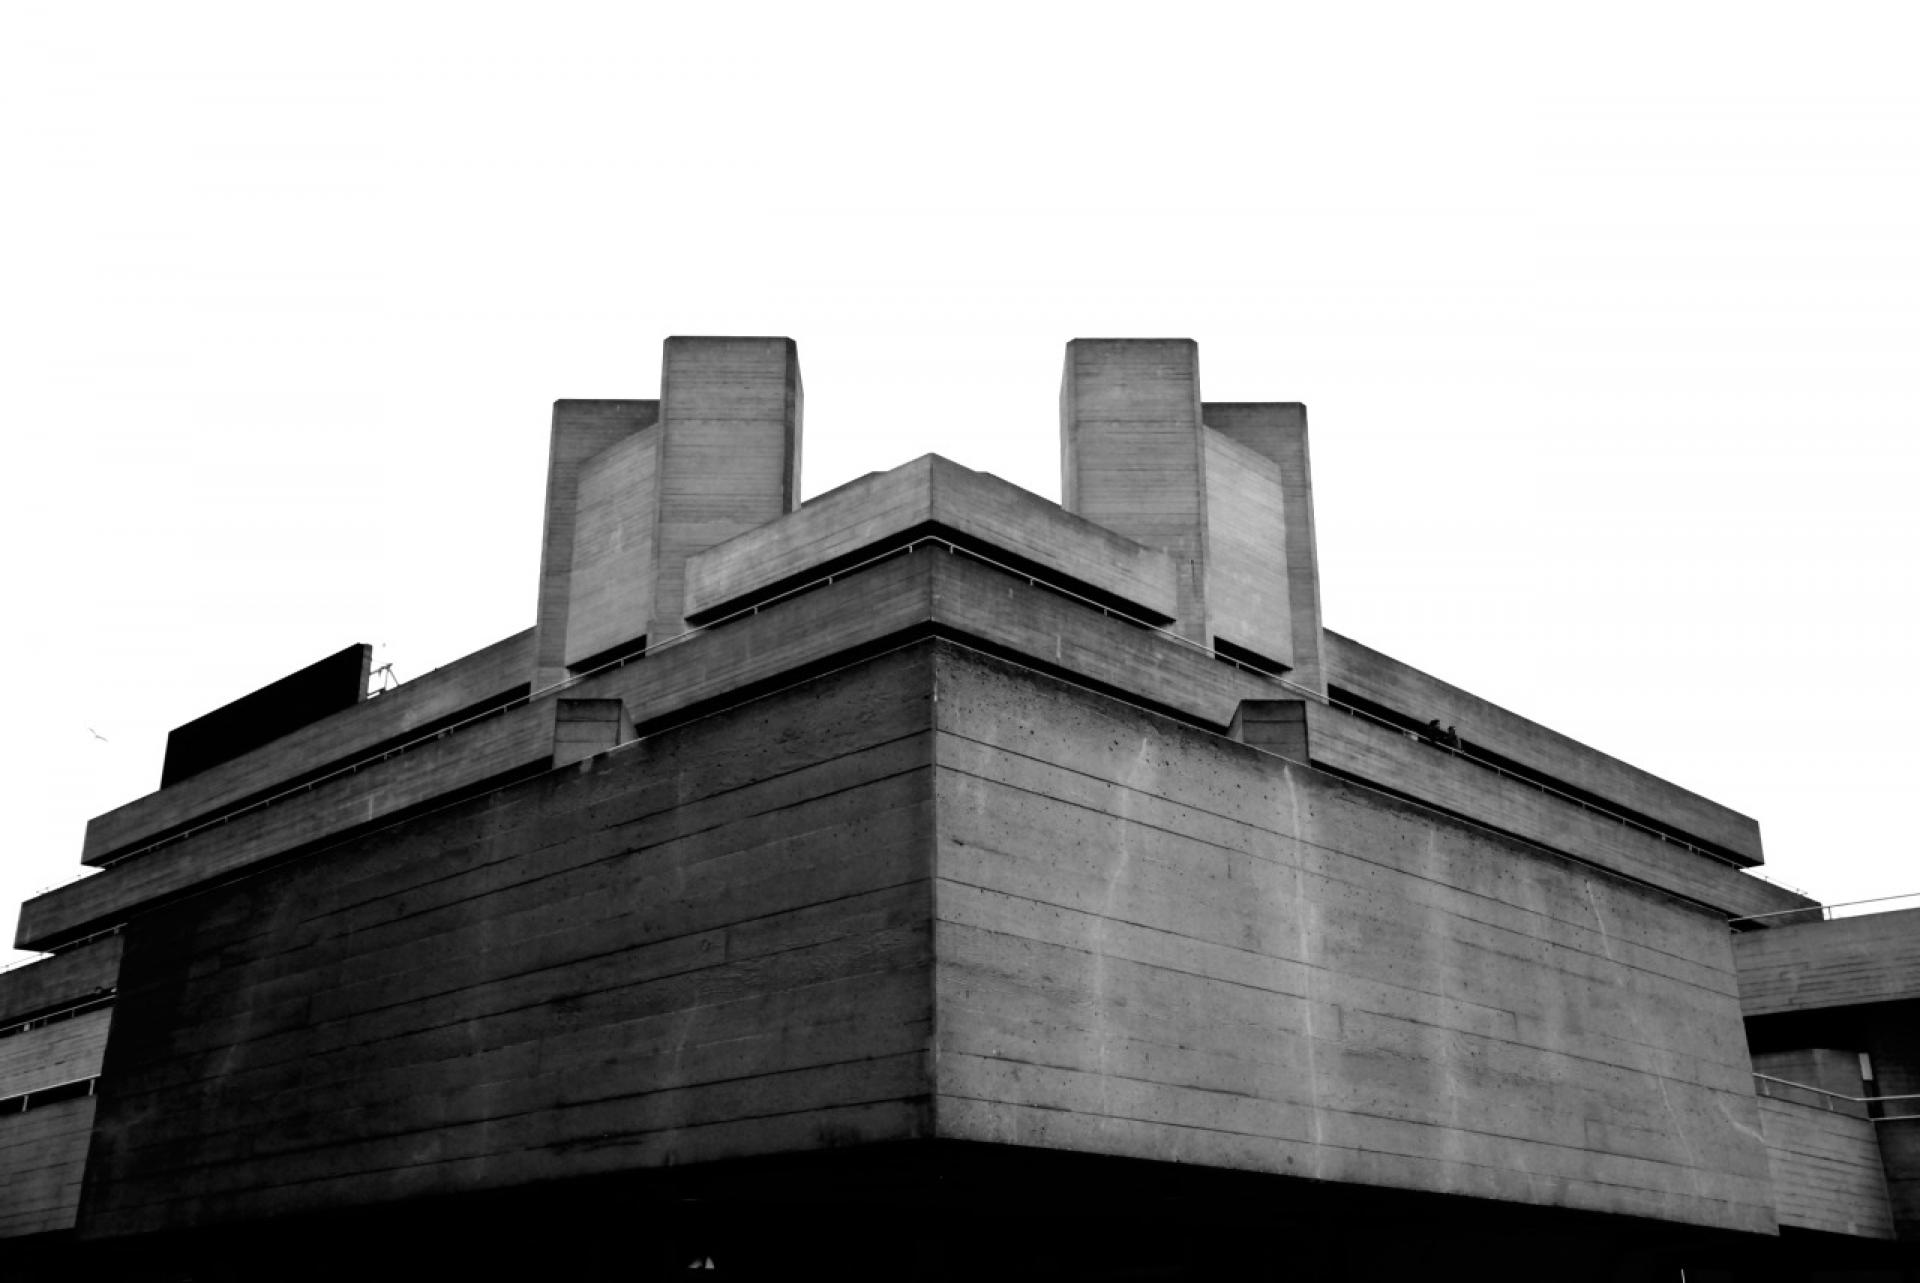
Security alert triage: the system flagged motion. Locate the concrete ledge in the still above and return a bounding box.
[1303,701,1809,921]
[1323,631,1763,866]
[1734,907,1920,1016]
[22,700,559,950]
[34,549,1790,949]
[83,630,535,867]
[589,549,1275,736]
[681,455,1180,627]
[0,937,122,1026]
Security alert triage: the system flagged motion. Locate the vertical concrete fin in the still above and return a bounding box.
[1059,339,1209,641]
[531,400,660,691]
[1203,402,1325,694]
[1202,427,1294,673]
[652,337,804,638]
[563,428,661,672]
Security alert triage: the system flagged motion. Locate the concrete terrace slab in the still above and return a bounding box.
[681,454,1181,627]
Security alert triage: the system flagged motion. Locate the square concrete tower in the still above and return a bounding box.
[1060,339,1321,688]
[531,337,802,688]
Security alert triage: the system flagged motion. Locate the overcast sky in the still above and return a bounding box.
[4,3,1917,963]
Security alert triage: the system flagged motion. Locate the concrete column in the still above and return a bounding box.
[1203,402,1325,693]
[652,337,803,638]
[1059,339,1209,641]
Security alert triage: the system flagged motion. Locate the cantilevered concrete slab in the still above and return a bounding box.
[1323,630,1765,866]
[1735,907,1920,1017]
[681,454,1180,626]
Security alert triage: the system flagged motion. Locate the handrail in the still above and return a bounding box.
[1753,1072,1920,1119]
[0,1075,99,1116]
[1727,891,1920,926]
[1752,1072,1920,1104]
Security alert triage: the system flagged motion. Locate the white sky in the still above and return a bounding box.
[3,3,1917,963]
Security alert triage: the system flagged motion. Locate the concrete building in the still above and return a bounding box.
[2,337,1914,1280]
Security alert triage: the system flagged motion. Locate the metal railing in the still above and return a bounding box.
[0,1076,99,1117]
[1727,891,1920,927]
[0,993,115,1040]
[1753,1072,1920,1119]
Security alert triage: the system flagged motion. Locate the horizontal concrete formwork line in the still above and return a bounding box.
[933,883,1756,1092]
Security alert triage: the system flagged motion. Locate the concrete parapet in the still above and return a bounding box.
[1756,1094,1895,1238]
[0,1009,108,1099]
[0,1097,94,1237]
[1880,1116,1920,1239]
[1302,698,1803,919]
[1322,630,1764,866]
[1753,1048,1870,1099]
[681,454,1179,626]
[1735,907,1920,1017]
[0,936,121,1026]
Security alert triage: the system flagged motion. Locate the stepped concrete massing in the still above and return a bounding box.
[4,338,1913,1280]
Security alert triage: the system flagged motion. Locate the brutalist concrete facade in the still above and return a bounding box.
[1,338,1913,1280]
